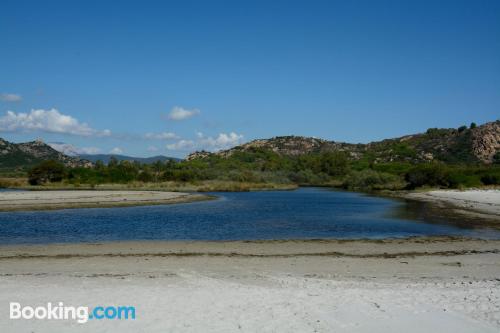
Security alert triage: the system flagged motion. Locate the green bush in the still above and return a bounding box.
[404,163,450,189]
[343,169,405,191]
[481,174,499,185]
[288,169,329,185]
[28,160,65,185]
[447,173,482,188]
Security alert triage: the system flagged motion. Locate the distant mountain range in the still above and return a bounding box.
[46,142,180,164]
[188,120,500,164]
[78,154,180,164]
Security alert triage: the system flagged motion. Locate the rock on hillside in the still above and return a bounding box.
[471,120,500,163]
[0,138,92,169]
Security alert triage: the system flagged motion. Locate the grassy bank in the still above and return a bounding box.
[2,178,297,192]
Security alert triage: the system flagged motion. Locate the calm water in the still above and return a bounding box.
[0,187,499,244]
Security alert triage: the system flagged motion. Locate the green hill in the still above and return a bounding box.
[188,120,500,165]
[0,138,92,171]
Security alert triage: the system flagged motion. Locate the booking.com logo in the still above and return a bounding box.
[10,302,135,324]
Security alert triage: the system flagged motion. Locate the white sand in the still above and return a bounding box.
[0,239,499,332]
[0,190,209,211]
[406,189,500,219]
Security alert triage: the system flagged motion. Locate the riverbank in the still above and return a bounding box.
[0,238,499,332]
[0,177,298,192]
[0,190,212,211]
[403,189,500,222]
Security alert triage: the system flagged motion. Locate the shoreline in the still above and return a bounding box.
[1,236,498,258]
[0,190,214,212]
[398,189,500,222]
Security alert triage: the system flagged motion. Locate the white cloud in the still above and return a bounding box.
[147,145,159,152]
[167,106,200,121]
[166,132,244,152]
[0,93,22,102]
[0,109,111,137]
[166,140,195,151]
[101,129,112,136]
[48,142,101,156]
[199,132,244,150]
[144,132,178,140]
[109,147,123,154]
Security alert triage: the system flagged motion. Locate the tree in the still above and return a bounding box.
[108,157,118,168]
[470,122,477,129]
[404,163,450,189]
[137,170,153,182]
[320,152,349,177]
[28,160,65,185]
[94,160,105,171]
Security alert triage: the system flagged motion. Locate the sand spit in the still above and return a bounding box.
[0,190,212,211]
[405,189,500,221]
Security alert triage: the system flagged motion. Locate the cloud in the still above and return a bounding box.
[200,132,244,150]
[167,106,200,121]
[166,140,195,151]
[166,132,244,152]
[147,145,159,152]
[144,132,178,140]
[109,147,123,154]
[48,142,101,156]
[0,109,111,137]
[0,93,22,102]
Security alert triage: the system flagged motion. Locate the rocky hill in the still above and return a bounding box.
[0,138,92,169]
[188,120,500,164]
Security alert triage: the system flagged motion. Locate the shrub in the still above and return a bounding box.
[404,163,450,189]
[288,169,329,185]
[320,152,349,177]
[481,174,499,185]
[447,173,482,188]
[343,169,405,191]
[28,160,65,185]
[137,170,153,182]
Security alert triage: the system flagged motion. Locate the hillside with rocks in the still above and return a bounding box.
[0,138,92,169]
[188,120,500,164]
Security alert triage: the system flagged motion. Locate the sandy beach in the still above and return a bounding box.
[406,189,500,221]
[0,238,499,332]
[0,189,499,331]
[0,190,212,211]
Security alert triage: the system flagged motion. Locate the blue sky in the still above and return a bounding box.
[1,0,499,158]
